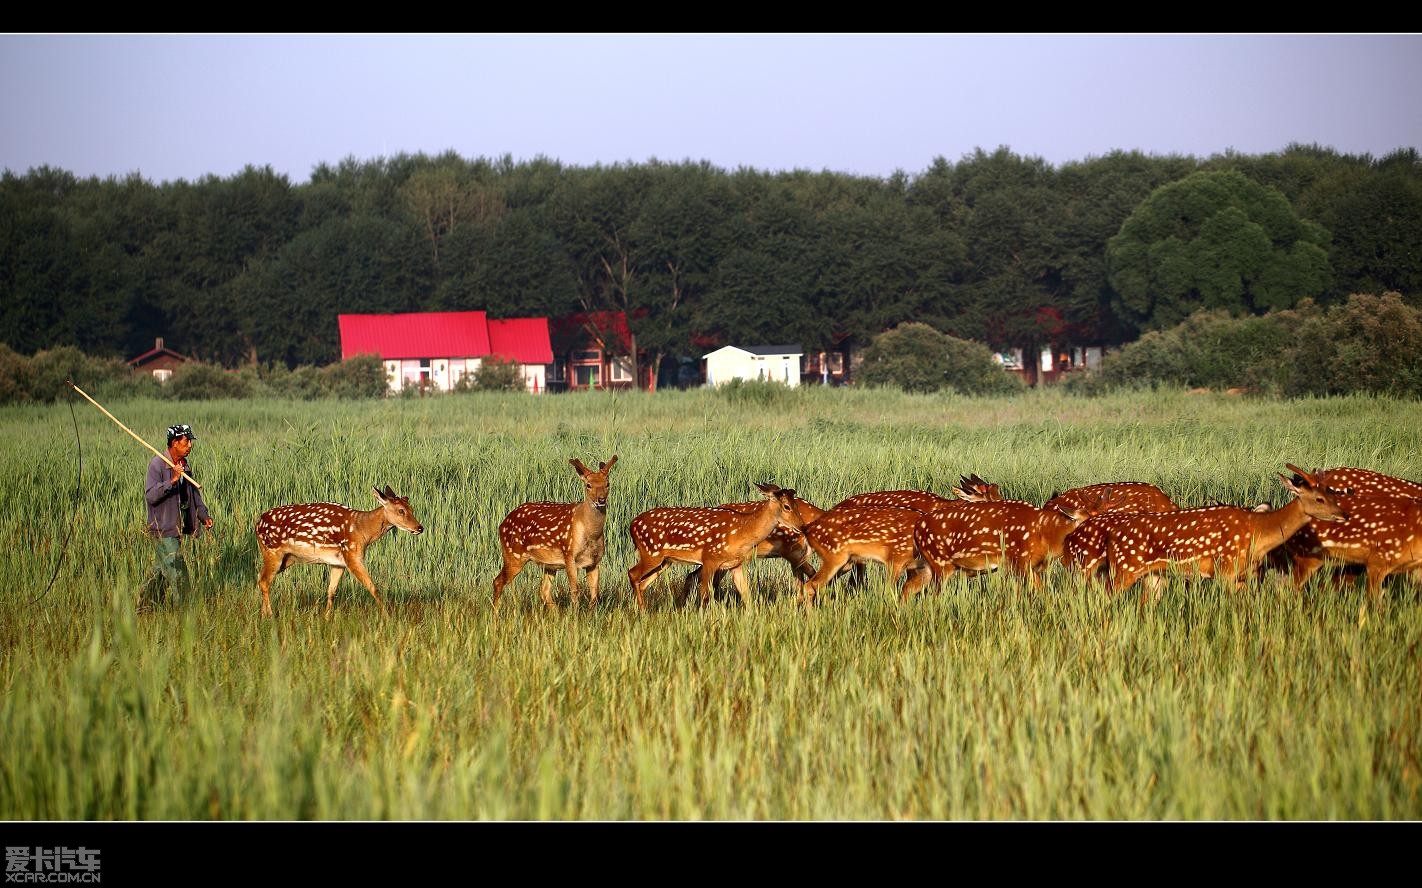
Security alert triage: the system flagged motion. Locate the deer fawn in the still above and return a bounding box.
[800,505,931,604]
[255,485,424,617]
[627,482,806,609]
[914,494,1102,589]
[1098,465,1347,596]
[492,456,618,609]
[1283,492,1422,598]
[680,495,826,601]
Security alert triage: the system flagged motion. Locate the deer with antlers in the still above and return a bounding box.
[800,505,931,603]
[492,456,618,609]
[255,485,424,617]
[1095,465,1347,596]
[627,482,806,609]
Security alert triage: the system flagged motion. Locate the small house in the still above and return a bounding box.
[549,311,649,391]
[338,311,553,394]
[703,345,804,388]
[127,337,189,383]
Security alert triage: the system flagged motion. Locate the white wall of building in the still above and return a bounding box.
[704,348,802,388]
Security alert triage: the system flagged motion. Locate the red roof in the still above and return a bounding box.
[338,311,491,360]
[128,345,189,367]
[488,317,554,364]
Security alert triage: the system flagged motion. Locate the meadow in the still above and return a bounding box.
[1,385,1419,819]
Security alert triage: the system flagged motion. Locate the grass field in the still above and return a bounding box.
[1,386,1419,819]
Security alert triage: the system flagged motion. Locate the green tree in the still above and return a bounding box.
[1107,170,1332,329]
[857,322,1020,395]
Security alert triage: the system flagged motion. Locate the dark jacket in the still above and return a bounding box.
[145,455,211,539]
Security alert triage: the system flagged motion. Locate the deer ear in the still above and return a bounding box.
[779,488,796,500]
[1284,464,1317,487]
[384,485,398,499]
[755,481,778,496]
[373,486,387,502]
[570,458,589,475]
[601,455,618,473]
[1279,473,1302,495]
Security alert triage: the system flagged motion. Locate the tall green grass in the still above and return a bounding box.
[1,387,1419,819]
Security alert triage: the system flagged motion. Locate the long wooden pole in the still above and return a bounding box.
[67,380,203,489]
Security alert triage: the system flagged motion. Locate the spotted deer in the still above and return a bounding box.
[627,482,806,608]
[835,489,954,512]
[1056,484,1181,579]
[1098,465,1346,597]
[680,495,826,601]
[1047,481,1177,515]
[800,505,931,604]
[1283,493,1422,598]
[492,456,618,609]
[1317,467,1422,499]
[255,485,424,617]
[914,493,1108,588]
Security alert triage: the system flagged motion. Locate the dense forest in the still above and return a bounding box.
[3,144,1419,380]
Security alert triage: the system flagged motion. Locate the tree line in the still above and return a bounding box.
[3,144,1419,382]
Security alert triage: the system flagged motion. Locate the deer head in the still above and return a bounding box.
[373,485,424,534]
[571,455,618,511]
[1281,465,1348,523]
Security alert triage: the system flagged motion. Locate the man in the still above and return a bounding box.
[143,423,214,603]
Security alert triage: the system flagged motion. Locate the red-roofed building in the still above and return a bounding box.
[127,337,189,384]
[548,311,650,391]
[338,311,553,394]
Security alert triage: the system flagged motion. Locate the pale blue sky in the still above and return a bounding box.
[2,34,1419,184]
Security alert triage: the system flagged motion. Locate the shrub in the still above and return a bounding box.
[27,346,139,403]
[1092,310,1294,392]
[163,360,254,400]
[471,356,524,392]
[718,377,798,407]
[858,322,1024,395]
[1277,293,1422,397]
[1084,293,1422,398]
[320,354,389,398]
[0,344,35,404]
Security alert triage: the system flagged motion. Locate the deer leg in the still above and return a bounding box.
[492,554,526,609]
[1365,556,1394,602]
[1289,555,1325,591]
[729,565,752,606]
[585,565,600,606]
[849,562,869,588]
[343,555,387,615]
[886,559,904,589]
[697,560,718,607]
[538,568,558,609]
[802,552,849,605]
[324,565,346,617]
[681,568,701,604]
[257,547,282,618]
[714,568,733,600]
[628,556,667,610]
[901,565,931,602]
[565,556,581,602]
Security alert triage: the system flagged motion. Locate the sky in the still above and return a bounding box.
[2,34,1420,184]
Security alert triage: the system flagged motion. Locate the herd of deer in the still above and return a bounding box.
[250,459,1422,616]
